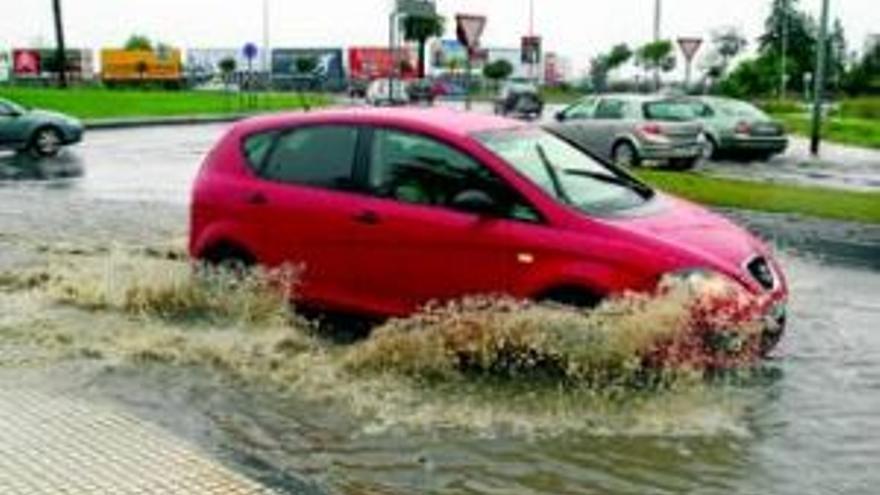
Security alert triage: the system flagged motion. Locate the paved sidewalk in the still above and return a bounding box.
[0,382,276,494]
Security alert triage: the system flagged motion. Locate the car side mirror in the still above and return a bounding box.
[451,189,500,216]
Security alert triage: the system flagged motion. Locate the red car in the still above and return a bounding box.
[189,108,787,349]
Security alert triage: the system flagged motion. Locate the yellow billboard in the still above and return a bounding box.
[101,48,182,81]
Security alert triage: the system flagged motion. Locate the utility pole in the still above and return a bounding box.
[780,0,788,99]
[262,0,270,75]
[528,0,535,81]
[653,0,662,91]
[52,0,68,88]
[810,0,830,156]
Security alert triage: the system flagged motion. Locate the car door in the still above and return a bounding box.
[240,124,367,310]
[589,97,630,160]
[0,101,22,147]
[346,127,549,316]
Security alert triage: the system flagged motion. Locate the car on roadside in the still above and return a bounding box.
[365,79,409,106]
[494,79,544,120]
[0,97,84,157]
[550,94,704,170]
[406,79,436,105]
[189,108,788,353]
[683,96,789,160]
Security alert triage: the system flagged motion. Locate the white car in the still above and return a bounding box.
[366,79,409,106]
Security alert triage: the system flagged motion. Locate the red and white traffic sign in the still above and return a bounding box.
[677,37,703,62]
[456,14,487,52]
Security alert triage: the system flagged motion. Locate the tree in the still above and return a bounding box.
[51,0,67,88]
[218,57,237,90]
[759,0,818,93]
[135,60,149,82]
[294,56,318,75]
[125,34,153,51]
[842,43,880,95]
[636,40,675,90]
[402,15,445,78]
[483,59,513,86]
[588,44,632,93]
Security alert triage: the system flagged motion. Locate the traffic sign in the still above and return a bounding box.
[243,43,259,61]
[456,14,487,52]
[677,37,703,62]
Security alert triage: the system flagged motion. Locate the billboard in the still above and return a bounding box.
[430,39,468,71]
[101,49,183,82]
[271,48,345,91]
[348,47,417,81]
[12,49,93,80]
[186,48,253,79]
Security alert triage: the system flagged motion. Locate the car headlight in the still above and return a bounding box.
[663,268,748,299]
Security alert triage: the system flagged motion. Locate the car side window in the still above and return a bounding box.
[566,98,597,119]
[260,125,359,191]
[368,129,539,221]
[594,99,626,119]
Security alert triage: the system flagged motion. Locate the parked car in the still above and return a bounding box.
[550,94,704,170]
[406,79,436,105]
[365,79,409,106]
[494,79,544,120]
[189,108,788,353]
[0,98,84,157]
[348,79,369,99]
[684,97,789,160]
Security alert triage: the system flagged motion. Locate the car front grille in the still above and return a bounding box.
[746,256,776,291]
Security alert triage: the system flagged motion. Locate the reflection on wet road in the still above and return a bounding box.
[1,124,879,495]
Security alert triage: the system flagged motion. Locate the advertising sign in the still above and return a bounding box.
[521,36,542,65]
[271,48,345,91]
[12,49,40,76]
[12,49,93,79]
[348,47,417,81]
[101,48,183,81]
[186,48,249,78]
[430,39,468,70]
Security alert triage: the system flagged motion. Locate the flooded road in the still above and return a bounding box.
[1,124,880,494]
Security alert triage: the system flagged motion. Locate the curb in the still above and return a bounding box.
[83,114,255,130]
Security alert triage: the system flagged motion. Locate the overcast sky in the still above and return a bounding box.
[1,0,876,76]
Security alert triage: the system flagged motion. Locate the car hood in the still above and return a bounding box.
[601,195,766,288]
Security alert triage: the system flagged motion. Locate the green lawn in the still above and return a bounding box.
[0,86,330,120]
[763,97,880,150]
[637,170,880,224]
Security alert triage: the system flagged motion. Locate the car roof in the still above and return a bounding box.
[234,107,525,138]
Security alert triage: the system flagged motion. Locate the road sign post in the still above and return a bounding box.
[810,0,831,156]
[456,14,487,111]
[677,37,702,92]
[243,43,259,109]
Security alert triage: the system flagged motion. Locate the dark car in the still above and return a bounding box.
[494,79,544,120]
[0,98,84,157]
[407,79,436,105]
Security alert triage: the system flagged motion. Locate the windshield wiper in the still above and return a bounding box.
[562,169,653,198]
[535,144,570,202]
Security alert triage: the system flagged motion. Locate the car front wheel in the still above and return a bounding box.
[612,141,641,168]
[30,127,63,157]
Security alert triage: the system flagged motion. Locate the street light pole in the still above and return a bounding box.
[262,0,270,75]
[810,0,830,156]
[51,0,68,88]
[780,0,788,99]
[653,0,662,90]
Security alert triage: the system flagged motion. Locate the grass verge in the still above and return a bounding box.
[637,170,880,224]
[0,86,330,120]
[775,113,880,150]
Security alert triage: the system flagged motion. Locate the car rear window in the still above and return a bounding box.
[258,125,359,191]
[643,101,699,121]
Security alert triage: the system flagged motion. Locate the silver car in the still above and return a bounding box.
[548,94,704,170]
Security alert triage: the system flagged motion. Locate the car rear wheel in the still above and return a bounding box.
[702,135,718,160]
[612,141,641,168]
[30,127,63,157]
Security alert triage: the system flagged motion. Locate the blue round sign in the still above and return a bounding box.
[243,43,259,61]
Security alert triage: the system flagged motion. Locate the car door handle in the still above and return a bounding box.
[353,210,381,225]
[245,191,268,205]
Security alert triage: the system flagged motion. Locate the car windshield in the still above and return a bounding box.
[643,100,700,121]
[475,128,653,215]
[715,99,768,119]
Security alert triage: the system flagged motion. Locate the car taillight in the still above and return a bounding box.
[639,123,663,136]
[735,121,751,135]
